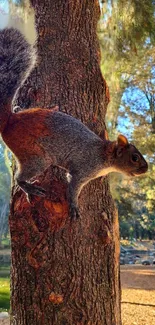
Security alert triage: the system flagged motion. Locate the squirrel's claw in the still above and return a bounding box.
[26,186,46,204]
[69,204,80,220]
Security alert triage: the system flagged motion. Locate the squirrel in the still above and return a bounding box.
[0,28,148,219]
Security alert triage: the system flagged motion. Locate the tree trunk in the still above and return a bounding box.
[10,1,121,324]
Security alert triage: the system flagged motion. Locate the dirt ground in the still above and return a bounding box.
[0,321,9,325]
[0,265,155,324]
[121,265,155,325]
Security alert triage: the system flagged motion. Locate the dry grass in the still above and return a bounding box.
[121,265,155,325]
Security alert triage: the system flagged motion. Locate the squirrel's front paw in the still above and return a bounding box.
[13,105,22,113]
[69,204,80,220]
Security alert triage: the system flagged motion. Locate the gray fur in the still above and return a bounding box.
[0,28,36,105]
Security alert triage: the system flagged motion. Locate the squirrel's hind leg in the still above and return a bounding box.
[16,160,46,202]
[17,180,46,201]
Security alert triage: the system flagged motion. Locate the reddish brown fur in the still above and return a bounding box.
[2,108,52,163]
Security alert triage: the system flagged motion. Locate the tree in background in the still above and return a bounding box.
[99,0,155,239]
[99,0,155,135]
[0,141,11,245]
[9,1,121,324]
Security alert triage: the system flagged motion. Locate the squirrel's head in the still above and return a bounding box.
[113,135,148,177]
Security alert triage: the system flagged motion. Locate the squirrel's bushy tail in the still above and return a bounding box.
[0,28,36,106]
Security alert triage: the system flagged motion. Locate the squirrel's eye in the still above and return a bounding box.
[132,153,140,163]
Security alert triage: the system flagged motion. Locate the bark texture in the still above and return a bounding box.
[10,1,121,324]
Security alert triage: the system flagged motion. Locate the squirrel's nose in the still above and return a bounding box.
[142,161,148,173]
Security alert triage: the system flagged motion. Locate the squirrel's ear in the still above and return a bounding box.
[117,134,128,147]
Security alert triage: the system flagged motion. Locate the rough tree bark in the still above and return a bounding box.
[10,1,121,324]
